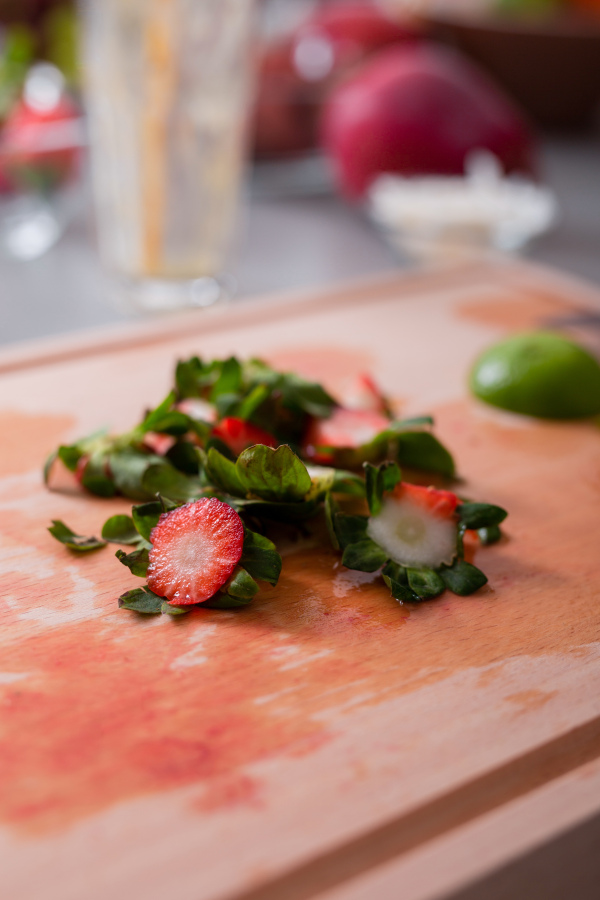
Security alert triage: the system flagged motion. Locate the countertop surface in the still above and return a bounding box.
[1,134,599,348]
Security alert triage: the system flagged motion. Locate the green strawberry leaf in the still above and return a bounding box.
[101,515,140,545]
[107,450,164,501]
[237,444,312,502]
[439,559,488,595]
[392,416,434,428]
[43,449,58,485]
[175,356,206,398]
[478,524,503,546]
[48,520,106,552]
[457,503,508,530]
[232,495,321,522]
[333,513,369,550]
[166,440,201,475]
[204,436,236,461]
[116,547,149,577]
[206,448,247,497]
[131,501,163,542]
[235,384,271,421]
[57,443,84,472]
[306,465,366,498]
[279,373,336,418]
[406,567,446,600]
[331,469,366,497]
[364,460,401,516]
[139,392,178,433]
[240,530,282,585]
[382,561,419,603]
[225,567,260,601]
[395,431,455,478]
[146,410,192,436]
[214,393,243,418]
[118,586,163,614]
[160,601,190,616]
[456,522,467,559]
[201,594,254,609]
[324,492,340,550]
[209,356,242,402]
[141,463,203,503]
[342,539,388,573]
[80,453,115,497]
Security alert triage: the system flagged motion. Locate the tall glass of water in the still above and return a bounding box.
[80,0,256,310]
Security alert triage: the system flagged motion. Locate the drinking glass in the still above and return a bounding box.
[80,0,257,310]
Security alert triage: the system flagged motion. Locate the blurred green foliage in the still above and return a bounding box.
[0,0,78,106]
[494,0,566,15]
[0,25,34,121]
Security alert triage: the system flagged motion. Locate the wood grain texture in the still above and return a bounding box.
[1,261,600,900]
[316,756,600,900]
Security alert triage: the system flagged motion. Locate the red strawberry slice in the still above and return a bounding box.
[142,432,176,456]
[303,407,389,462]
[340,373,389,414]
[211,417,278,457]
[393,482,458,518]
[147,498,244,605]
[74,454,90,486]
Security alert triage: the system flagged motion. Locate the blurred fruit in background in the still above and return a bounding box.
[407,0,600,129]
[0,0,79,139]
[254,1,421,158]
[320,43,535,199]
[0,2,81,259]
[568,0,600,15]
[0,63,81,192]
[0,0,77,74]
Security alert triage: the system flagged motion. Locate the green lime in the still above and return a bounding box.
[469,331,600,419]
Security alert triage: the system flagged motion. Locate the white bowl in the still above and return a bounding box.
[368,152,558,264]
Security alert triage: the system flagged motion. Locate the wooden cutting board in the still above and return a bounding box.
[2,261,600,900]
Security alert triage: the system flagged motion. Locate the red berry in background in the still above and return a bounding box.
[320,43,536,199]
[211,417,278,457]
[147,499,245,605]
[339,372,390,414]
[0,63,81,192]
[253,1,419,158]
[303,407,390,463]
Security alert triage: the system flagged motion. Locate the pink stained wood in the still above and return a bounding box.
[1,261,600,900]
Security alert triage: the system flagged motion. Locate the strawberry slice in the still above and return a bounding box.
[142,432,176,456]
[367,482,459,569]
[303,407,390,462]
[211,417,278,457]
[177,398,217,423]
[147,498,245,605]
[393,482,458,518]
[340,373,389,414]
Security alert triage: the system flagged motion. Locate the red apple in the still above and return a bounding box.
[320,43,537,199]
[253,2,419,159]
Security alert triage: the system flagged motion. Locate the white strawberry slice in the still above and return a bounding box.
[367,482,458,569]
[340,373,389,414]
[147,498,244,605]
[177,397,217,423]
